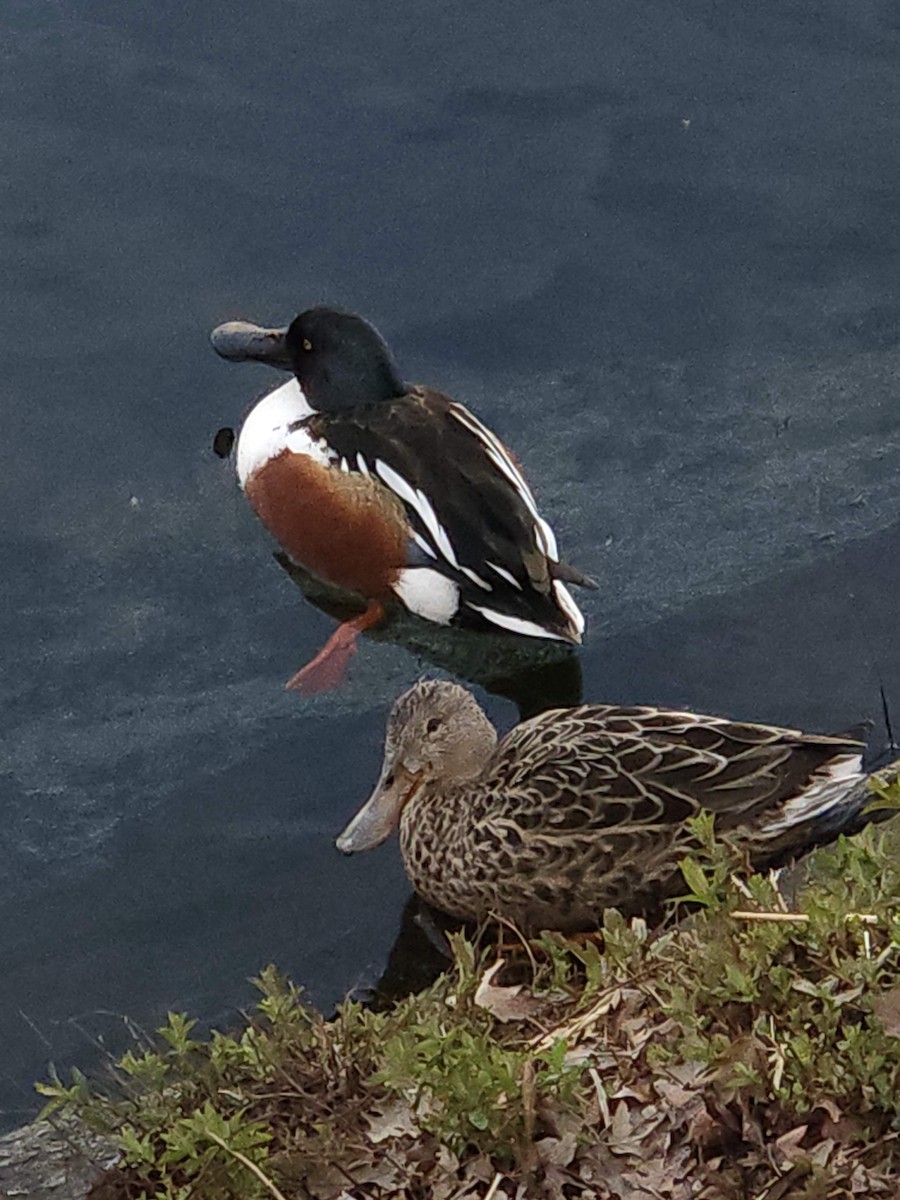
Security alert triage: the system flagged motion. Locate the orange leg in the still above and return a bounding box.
[285,601,385,694]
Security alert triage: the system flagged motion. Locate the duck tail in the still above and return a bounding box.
[550,559,598,590]
[754,749,898,869]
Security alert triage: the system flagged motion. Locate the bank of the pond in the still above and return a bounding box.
[8,787,900,1200]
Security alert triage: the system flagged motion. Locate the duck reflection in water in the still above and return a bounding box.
[271,550,585,719]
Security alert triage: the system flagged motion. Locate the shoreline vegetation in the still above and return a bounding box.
[7,773,900,1200]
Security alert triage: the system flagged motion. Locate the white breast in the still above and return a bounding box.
[236,378,330,486]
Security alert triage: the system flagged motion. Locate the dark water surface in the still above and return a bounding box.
[3,0,900,1126]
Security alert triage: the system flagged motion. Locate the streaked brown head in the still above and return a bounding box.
[335,680,497,854]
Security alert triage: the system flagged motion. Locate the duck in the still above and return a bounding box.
[211,307,594,693]
[335,680,884,931]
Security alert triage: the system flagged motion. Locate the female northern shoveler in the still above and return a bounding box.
[212,307,594,693]
[336,681,884,931]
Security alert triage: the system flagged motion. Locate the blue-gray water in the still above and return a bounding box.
[3,0,900,1128]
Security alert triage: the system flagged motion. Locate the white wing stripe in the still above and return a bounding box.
[466,601,567,641]
[483,446,545,526]
[374,457,418,508]
[449,403,560,561]
[450,404,540,505]
[553,581,585,637]
[411,530,437,560]
[460,565,493,592]
[374,458,460,569]
[416,487,460,567]
[487,561,523,590]
[535,518,559,561]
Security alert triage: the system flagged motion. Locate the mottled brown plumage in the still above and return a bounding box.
[337,681,870,931]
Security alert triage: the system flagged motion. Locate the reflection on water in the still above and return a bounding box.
[273,552,585,717]
[352,895,460,1010]
[485,654,583,720]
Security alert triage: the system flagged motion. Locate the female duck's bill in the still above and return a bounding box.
[336,763,425,854]
[211,308,594,695]
[335,680,891,932]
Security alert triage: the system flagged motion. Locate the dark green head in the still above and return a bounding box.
[210,306,407,412]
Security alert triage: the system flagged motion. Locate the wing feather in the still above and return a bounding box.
[481,704,865,837]
[305,390,584,637]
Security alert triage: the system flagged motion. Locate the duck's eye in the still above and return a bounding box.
[302,338,313,351]
[425,717,442,735]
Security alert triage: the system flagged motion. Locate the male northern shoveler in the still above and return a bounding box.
[212,307,595,693]
[336,680,889,931]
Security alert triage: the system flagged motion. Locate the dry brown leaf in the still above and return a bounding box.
[608,1099,633,1144]
[631,1163,672,1195]
[813,1096,842,1123]
[872,983,900,1036]
[653,1079,695,1109]
[365,1098,419,1144]
[686,1105,723,1154]
[617,1171,675,1200]
[847,1158,898,1195]
[535,1132,578,1168]
[774,1123,809,1164]
[474,960,545,1023]
[666,1060,709,1087]
[575,1142,647,1199]
[461,1152,496,1184]
[304,1157,376,1199]
[349,1154,407,1192]
[533,987,623,1051]
[431,1146,463,1200]
[820,1109,863,1146]
[833,984,864,1005]
[808,1136,836,1166]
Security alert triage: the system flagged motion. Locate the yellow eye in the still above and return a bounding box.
[303,338,312,351]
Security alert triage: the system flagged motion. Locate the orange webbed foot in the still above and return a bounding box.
[285,601,385,695]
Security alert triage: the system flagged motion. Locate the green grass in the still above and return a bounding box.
[37,799,900,1199]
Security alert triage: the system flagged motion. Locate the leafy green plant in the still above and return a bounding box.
[31,819,900,1198]
[374,1015,580,1160]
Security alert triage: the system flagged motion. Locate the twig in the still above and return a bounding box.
[17,1009,53,1051]
[880,682,897,754]
[731,911,878,925]
[204,1130,290,1200]
[521,1058,536,1145]
[492,913,539,976]
[484,1171,505,1200]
